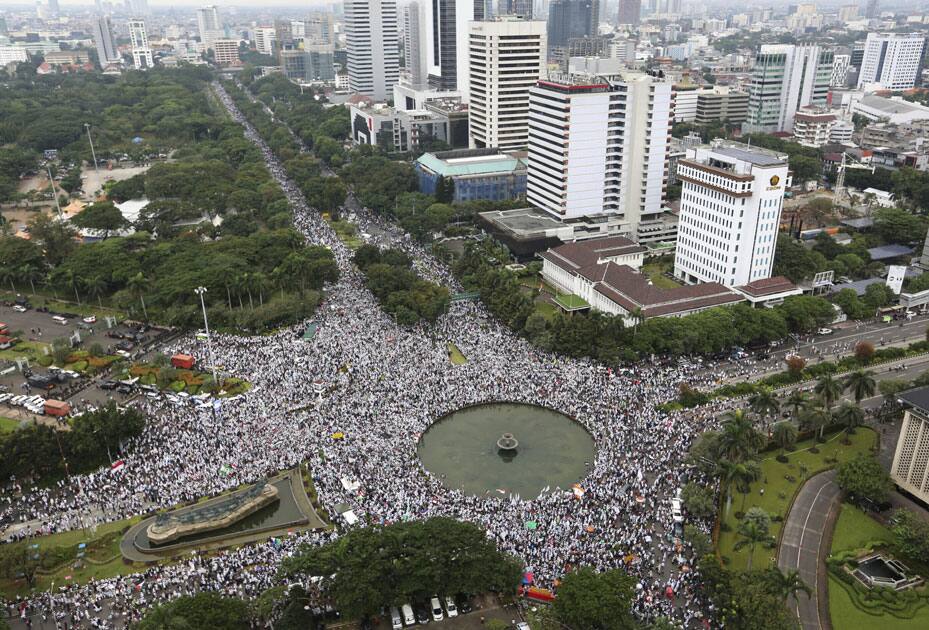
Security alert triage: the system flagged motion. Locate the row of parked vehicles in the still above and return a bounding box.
[390,595,470,628]
[0,393,45,415]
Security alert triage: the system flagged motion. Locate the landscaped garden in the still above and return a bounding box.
[828,503,929,628]
[716,427,877,571]
[447,342,468,365]
[115,361,250,397]
[0,416,21,434]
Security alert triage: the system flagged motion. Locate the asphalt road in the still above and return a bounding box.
[777,470,840,630]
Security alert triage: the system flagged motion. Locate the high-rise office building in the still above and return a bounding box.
[403,1,427,85]
[857,33,926,91]
[128,18,154,69]
[305,12,335,46]
[254,26,276,56]
[212,39,240,66]
[891,387,929,507]
[92,16,121,65]
[744,44,833,133]
[831,53,851,87]
[866,0,878,19]
[274,19,295,54]
[498,0,532,17]
[526,72,672,234]
[547,0,598,50]
[674,141,790,286]
[197,6,222,51]
[423,0,486,94]
[344,0,400,101]
[617,0,641,26]
[469,17,547,151]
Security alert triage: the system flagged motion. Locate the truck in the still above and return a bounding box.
[44,399,71,417]
[171,353,195,370]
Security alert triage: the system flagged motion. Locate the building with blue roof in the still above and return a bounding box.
[415,149,527,203]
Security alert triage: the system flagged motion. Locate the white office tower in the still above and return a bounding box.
[403,1,428,86]
[469,17,547,151]
[197,5,222,51]
[857,33,926,91]
[744,44,833,133]
[526,73,671,234]
[254,26,276,56]
[344,0,400,101]
[92,16,120,65]
[674,141,790,287]
[128,19,154,69]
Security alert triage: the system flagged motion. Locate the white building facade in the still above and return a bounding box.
[891,388,929,507]
[128,19,154,69]
[344,0,401,101]
[254,26,276,56]
[857,33,926,91]
[674,141,791,287]
[197,5,222,51]
[468,17,547,151]
[744,44,834,133]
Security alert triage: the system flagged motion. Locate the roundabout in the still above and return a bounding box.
[417,403,596,498]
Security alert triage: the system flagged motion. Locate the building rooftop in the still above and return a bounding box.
[899,386,929,416]
[416,149,525,177]
[735,276,799,298]
[859,95,929,116]
[841,217,875,229]
[711,144,786,167]
[867,244,914,261]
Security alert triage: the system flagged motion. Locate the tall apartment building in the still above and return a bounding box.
[197,5,222,51]
[617,0,641,25]
[891,387,929,507]
[92,16,120,65]
[254,26,276,56]
[469,17,547,151]
[674,140,790,287]
[403,1,427,86]
[547,0,599,50]
[344,0,400,101]
[212,39,240,66]
[128,18,154,69]
[526,72,672,235]
[857,33,926,91]
[498,0,533,17]
[305,13,335,46]
[423,0,486,95]
[744,44,833,133]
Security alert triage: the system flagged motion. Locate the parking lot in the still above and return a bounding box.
[0,296,170,422]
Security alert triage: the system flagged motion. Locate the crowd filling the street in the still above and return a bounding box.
[1,82,769,629]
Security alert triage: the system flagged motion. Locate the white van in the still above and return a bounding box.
[431,596,444,622]
[401,603,415,626]
[444,595,458,618]
[390,606,403,630]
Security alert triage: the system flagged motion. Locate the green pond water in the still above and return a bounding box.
[417,403,596,498]
[133,477,306,551]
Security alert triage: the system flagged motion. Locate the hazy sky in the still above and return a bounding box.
[0,1,339,7]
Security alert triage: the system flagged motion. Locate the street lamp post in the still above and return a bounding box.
[46,163,63,219]
[84,123,100,178]
[194,287,219,385]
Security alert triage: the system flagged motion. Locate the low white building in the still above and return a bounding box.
[853,95,929,124]
[792,109,837,148]
[540,236,743,326]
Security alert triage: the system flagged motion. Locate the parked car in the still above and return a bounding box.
[83,315,96,324]
[444,595,457,618]
[817,327,833,335]
[430,596,444,622]
[12,305,27,313]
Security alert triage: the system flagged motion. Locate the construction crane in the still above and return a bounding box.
[833,151,875,208]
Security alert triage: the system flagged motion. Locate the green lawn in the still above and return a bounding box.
[828,576,929,629]
[447,342,468,365]
[0,339,50,362]
[0,290,124,318]
[0,416,22,434]
[328,219,363,250]
[533,301,559,322]
[642,263,682,289]
[717,428,877,571]
[830,503,894,554]
[0,516,145,598]
[553,293,589,311]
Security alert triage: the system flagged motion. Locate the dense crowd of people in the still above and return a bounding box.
[1,83,729,628]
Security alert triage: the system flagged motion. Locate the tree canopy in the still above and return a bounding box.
[138,592,251,630]
[552,567,637,630]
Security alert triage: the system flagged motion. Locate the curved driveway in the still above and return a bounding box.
[777,470,841,630]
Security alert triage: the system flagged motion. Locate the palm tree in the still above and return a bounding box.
[749,389,780,419]
[252,271,268,306]
[62,269,82,305]
[718,458,762,514]
[242,272,254,309]
[844,369,876,404]
[717,409,766,463]
[0,266,16,293]
[834,401,864,443]
[766,567,812,602]
[772,421,798,460]
[84,275,106,308]
[734,516,773,571]
[800,405,830,446]
[18,264,41,295]
[785,390,809,419]
[814,374,843,411]
[127,272,149,320]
